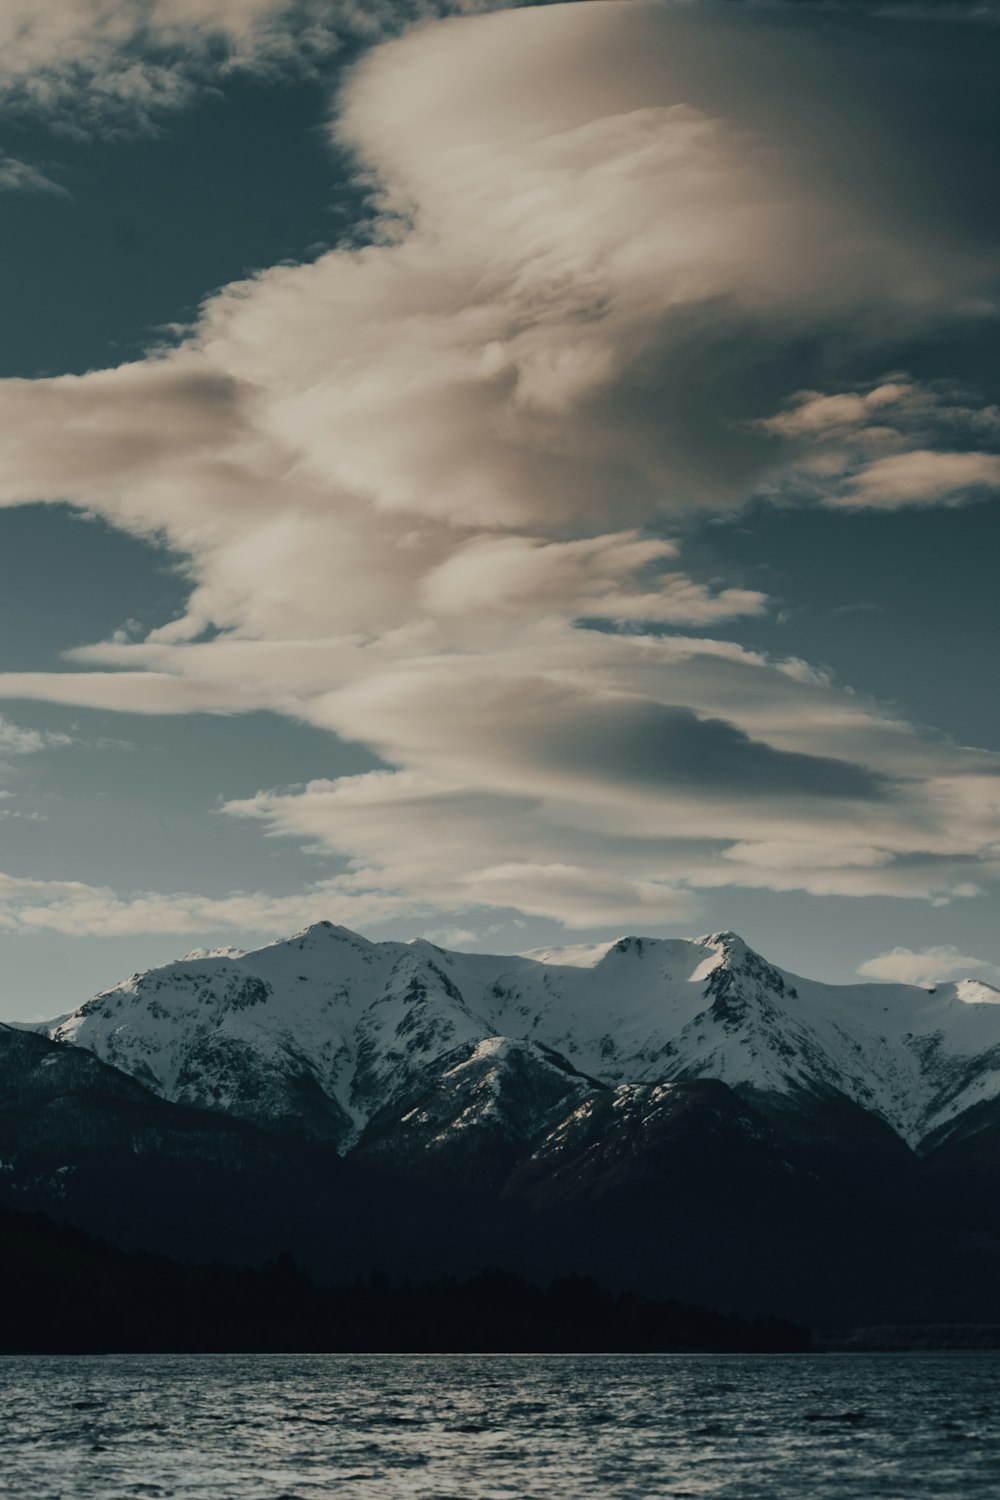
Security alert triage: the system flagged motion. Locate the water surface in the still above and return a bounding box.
[1,1353,998,1498]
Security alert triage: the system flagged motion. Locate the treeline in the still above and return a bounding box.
[0,1203,809,1354]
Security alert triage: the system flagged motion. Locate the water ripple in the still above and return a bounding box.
[1,1353,999,1498]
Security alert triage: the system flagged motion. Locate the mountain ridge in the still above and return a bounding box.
[37,921,1000,1152]
[5,924,1000,1325]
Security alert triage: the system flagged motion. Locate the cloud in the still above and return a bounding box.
[420,532,768,626]
[759,378,1000,510]
[219,669,1000,920]
[837,450,1000,509]
[0,3,997,934]
[224,766,706,927]
[0,672,266,715]
[858,945,998,986]
[760,382,916,439]
[303,664,890,808]
[0,152,69,195]
[0,869,437,937]
[0,0,503,133]
[421,926,477,947]
[0,716,73,756]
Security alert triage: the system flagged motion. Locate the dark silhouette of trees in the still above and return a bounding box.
[0,1203,809,1354]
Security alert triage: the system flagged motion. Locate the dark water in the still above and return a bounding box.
[1,1353,999,1498]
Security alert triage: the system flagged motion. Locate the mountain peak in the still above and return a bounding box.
[255,920,375,957]
[294,920,358,941]
[697,930,752,954]
[606,935,651,957]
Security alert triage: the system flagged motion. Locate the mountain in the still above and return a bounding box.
[0,1020,278,1185]
[12,921,1000,1326]
[352,1037,601,1189]
[0,1021,546,1283]
[41,923,1000,1153]
[0,1020,332,1263]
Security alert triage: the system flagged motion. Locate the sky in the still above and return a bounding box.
[0,0,999,1018]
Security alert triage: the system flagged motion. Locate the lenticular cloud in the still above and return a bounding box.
[0,1,998,933]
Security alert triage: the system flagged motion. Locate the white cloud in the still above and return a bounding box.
[419,532,767,625]
[837,450,1000,509]
[0,672,268,715]
[858,945,997,987]
[422,926,477,948]
[760,378,1000,510]
[760,382,916,438]
[0,869,436,937]
[0,716,73,756]
[0,4,996,935]
[0,0,501,132]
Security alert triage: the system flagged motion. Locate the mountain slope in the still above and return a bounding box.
[0,1020,313,1260]
[353,1037,602,1189]
[0,1023,538,1283]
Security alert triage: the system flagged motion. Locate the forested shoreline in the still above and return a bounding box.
[0,1203,809,1354]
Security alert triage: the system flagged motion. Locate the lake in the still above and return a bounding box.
[1,1352,998,1498]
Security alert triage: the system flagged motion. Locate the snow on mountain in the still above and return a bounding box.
[504,1078,797,1209]
[41,922,1000,1150]
[952,979,1000,1006]
[353,1036,600,1186]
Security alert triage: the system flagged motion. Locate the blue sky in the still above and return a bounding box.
[1,0,999,1016]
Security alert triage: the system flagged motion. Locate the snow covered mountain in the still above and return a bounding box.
[40,922,1000,1154]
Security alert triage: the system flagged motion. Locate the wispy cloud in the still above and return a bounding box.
[0,869,436,937]
[0,0,506,133]
[759,378,1000,510]
[0,716,73,757]
[0,3,996,934]
[0,152,69,195]
[858,945,999,987]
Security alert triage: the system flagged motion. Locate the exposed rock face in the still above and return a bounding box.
[352,1037,601,1189]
